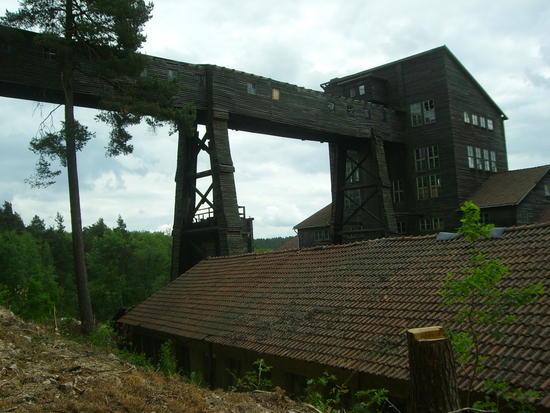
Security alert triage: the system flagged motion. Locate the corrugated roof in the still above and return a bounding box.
[119,223,550,407]
[469,165,550,208]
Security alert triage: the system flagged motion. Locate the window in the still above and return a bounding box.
[195,74,205,86]
[545,185,550,197]
[415,145,439,171]
[427,145,439,169]
[167,69,178,80]
[140,67,148,77]
[490,151,497,172]
[364,108,371,119]
[410,100,435,126]
[410,102,423,126]
[327,102,335,112]
[346,161,360,183]
[359,85,365,95]
[475,147,483,170]
[272,88,280,100]
[347,106,354,116]
[247,82,256,95]
[432,217,444,230]
[467,146,475,169]
[480,117,486,128]
[417,175,441,199]
[344,189,361,209]
[416,176,429,200]
[487,119,494,130]
[429,174,441,197]
[423,99,436,123]
[397,221,406,233]
[344,225,363,239]
[481,213,490,225]
[392,180,404,203]
[419,219,432,231]
[472,114,479,126]
[464,112,470,123]
[483,149,490,171]
[314,229,330,241]
[415,148,427,172]
[349,88,356,98]
[43,48,56,60]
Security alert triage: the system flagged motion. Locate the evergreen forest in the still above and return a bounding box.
[0,201,294,323]
[0,201,172,323]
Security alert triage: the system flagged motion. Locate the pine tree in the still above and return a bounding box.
[1,0,195,333]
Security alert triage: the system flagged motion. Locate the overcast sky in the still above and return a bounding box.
[1,0,549,238]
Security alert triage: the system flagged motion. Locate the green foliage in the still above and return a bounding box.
[0,230,60,320]
[473,380,540,413]
[254,236,294,252]
[457,201,494,241]
[350,388,390,413]
[87,321,116,348]
[118,347,154,370]
[189,371,205,387]
[0,202,172,322]
[26,121,94,188]
[440,202,545,405]
[0,201,25,233]
[158,340,177,376]
[230,359,273,392]
[303,371,348,412]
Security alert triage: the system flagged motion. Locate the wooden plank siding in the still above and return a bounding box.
[0,26,404,146]
[321,46,508,236]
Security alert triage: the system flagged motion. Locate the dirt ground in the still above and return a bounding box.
[0,307,319,413]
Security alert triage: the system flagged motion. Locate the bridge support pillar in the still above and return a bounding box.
[330,131,397,244]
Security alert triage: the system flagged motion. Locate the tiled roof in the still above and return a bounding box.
[275,236,299,251]
[119,223,550,408]
[469,165,550,208]
[294,204,331,229]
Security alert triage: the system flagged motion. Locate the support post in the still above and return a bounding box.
[406,326,460,413]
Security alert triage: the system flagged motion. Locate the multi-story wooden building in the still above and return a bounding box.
[294,46,522,248]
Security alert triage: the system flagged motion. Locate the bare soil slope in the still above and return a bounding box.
[0,307,316,412]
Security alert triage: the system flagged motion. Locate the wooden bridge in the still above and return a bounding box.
[1,26,403,277]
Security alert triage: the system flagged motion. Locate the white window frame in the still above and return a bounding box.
[487,119,494,130]
[480,117,486,128]
[472,114,479,126]
[490,151,497,172]
[167,69,178,81]
[415,148,427,171]
[464,112,470,123]
[467,146,475,169]
[417,176,429,200]
[247,82,257,95]
[359,85,366,95]
[423,99,436,123]
[429,174,441,198]
[419,219,432,231]
[475,147,483,170]
[432,217,444,230]
[392,180,404,203]
[483,149,490,171]
[427,145,439,169]
[410,103,423,126]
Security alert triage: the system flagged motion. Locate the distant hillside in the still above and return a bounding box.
[254,236,295,252]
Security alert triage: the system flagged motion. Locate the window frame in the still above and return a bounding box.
[392,180,404,203]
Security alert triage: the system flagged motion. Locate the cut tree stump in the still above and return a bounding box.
[407,326,461,413]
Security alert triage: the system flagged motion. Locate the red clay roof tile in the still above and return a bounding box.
[119,222,550,408]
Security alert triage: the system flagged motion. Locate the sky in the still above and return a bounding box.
[1,0,549,238]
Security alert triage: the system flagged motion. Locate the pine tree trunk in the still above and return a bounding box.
[407,326,461,413]
[64,0,94,334]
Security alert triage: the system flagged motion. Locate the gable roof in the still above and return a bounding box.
[322,46,507,119]
[293,204,331,230]
[469,165,550,208]
[119,223,550,408]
